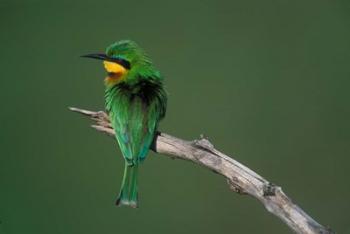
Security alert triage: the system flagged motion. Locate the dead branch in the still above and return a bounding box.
[69,107,333,234]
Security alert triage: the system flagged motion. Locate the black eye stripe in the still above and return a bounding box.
[110,57,131,70]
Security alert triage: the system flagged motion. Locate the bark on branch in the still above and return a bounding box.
[69,107,334,234]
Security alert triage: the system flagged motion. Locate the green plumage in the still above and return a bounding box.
[103,40,167,207]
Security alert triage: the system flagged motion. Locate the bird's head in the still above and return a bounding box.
[82,40,157,86]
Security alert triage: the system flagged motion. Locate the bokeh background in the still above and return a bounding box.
[1,0,349,233]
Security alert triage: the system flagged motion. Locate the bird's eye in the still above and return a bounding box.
[112,57,131,70]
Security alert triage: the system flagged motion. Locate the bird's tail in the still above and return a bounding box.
[116,163,138,208]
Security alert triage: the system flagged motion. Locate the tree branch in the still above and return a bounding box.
[69,107,334,234]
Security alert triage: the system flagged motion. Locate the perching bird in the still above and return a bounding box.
[82,40,167,208]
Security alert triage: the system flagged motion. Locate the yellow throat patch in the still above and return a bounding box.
[103,61,127,85]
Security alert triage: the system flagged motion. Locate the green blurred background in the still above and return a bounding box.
[1,0,349,233]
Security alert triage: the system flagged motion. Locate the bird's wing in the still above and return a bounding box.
[139,88,167,161]
[109,87,167,164]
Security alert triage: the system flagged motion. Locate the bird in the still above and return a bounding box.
[82,40,167,208]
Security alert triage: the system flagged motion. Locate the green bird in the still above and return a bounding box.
[82,40,167,208]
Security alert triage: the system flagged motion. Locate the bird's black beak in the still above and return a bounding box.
[81,53,110,61]
[81,53,131,70]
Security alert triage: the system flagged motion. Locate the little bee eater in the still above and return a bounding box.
[82,40,167,208]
